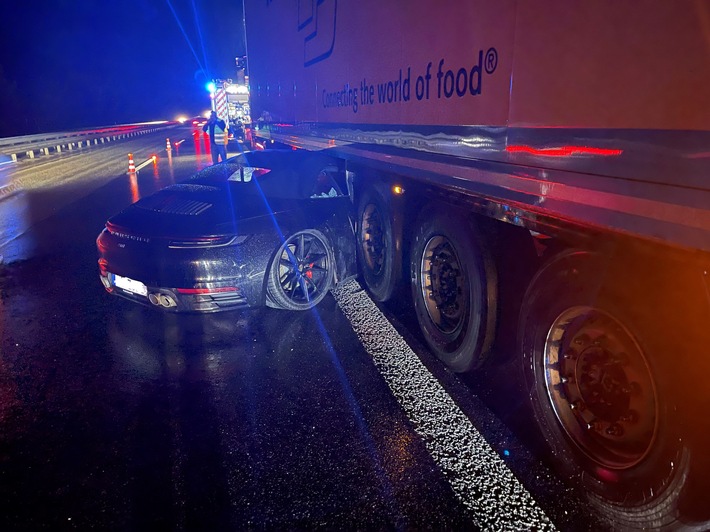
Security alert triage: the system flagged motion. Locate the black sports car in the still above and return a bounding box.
[96,150,356,312]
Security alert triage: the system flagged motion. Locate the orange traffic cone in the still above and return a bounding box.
[166,138,171,151]
[128,153,136,173]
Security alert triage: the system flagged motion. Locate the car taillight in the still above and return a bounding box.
[175,286,239,294]
[167,235,248,248]
[96,229,109,251]
[168,235,233,248]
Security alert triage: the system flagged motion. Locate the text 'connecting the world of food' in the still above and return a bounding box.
[322,48,499,114]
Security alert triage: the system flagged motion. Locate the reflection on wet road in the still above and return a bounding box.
[0,249,474,528]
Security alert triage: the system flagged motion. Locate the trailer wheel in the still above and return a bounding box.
[410,208,496,372]
[520,250,689,528]
[357,186,400,302]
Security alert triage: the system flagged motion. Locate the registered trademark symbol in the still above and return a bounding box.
[485,47,498,74]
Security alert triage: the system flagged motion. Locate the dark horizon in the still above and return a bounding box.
[0,0,245,138]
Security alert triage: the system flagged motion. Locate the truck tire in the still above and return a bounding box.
[357,185,401,302]
[410,208,496,372]
[519,250,690,529]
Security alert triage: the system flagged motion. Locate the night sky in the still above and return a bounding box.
[0,0,245,138]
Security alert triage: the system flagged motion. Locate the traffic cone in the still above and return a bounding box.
[128,153,136,174]
[166,138,171,151]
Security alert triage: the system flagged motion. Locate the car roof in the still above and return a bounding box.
[231,149,306,168]
[180,149,344,201]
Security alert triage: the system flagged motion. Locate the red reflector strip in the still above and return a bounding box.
[175,287,239,294]
[506,145,623,157]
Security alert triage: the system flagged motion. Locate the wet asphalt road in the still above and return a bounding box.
[0,127,603,530]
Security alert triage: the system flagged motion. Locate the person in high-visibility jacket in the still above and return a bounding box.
[202,111,228,164]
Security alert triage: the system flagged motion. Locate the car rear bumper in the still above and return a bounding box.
[96,227,279,312]
[99,270,252,312]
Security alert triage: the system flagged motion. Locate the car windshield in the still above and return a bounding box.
[184,150,345,200]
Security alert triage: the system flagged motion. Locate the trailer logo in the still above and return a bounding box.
[298,0,337,67]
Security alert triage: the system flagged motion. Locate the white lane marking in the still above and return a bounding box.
[332,278,555,531]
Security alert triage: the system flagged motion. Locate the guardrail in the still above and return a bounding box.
[0,123,178,162]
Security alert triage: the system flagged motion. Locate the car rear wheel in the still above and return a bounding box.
[266,229,335,310]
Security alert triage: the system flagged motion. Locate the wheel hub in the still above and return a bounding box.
[429,248,461,312]
[576,346,631,423]
[543,308,658,469]
[420,236,465,334]
[297,261,315,279]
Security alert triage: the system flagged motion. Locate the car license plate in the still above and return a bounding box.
[113,274,148,297]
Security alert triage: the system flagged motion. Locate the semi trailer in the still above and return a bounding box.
[243,0,710,528]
